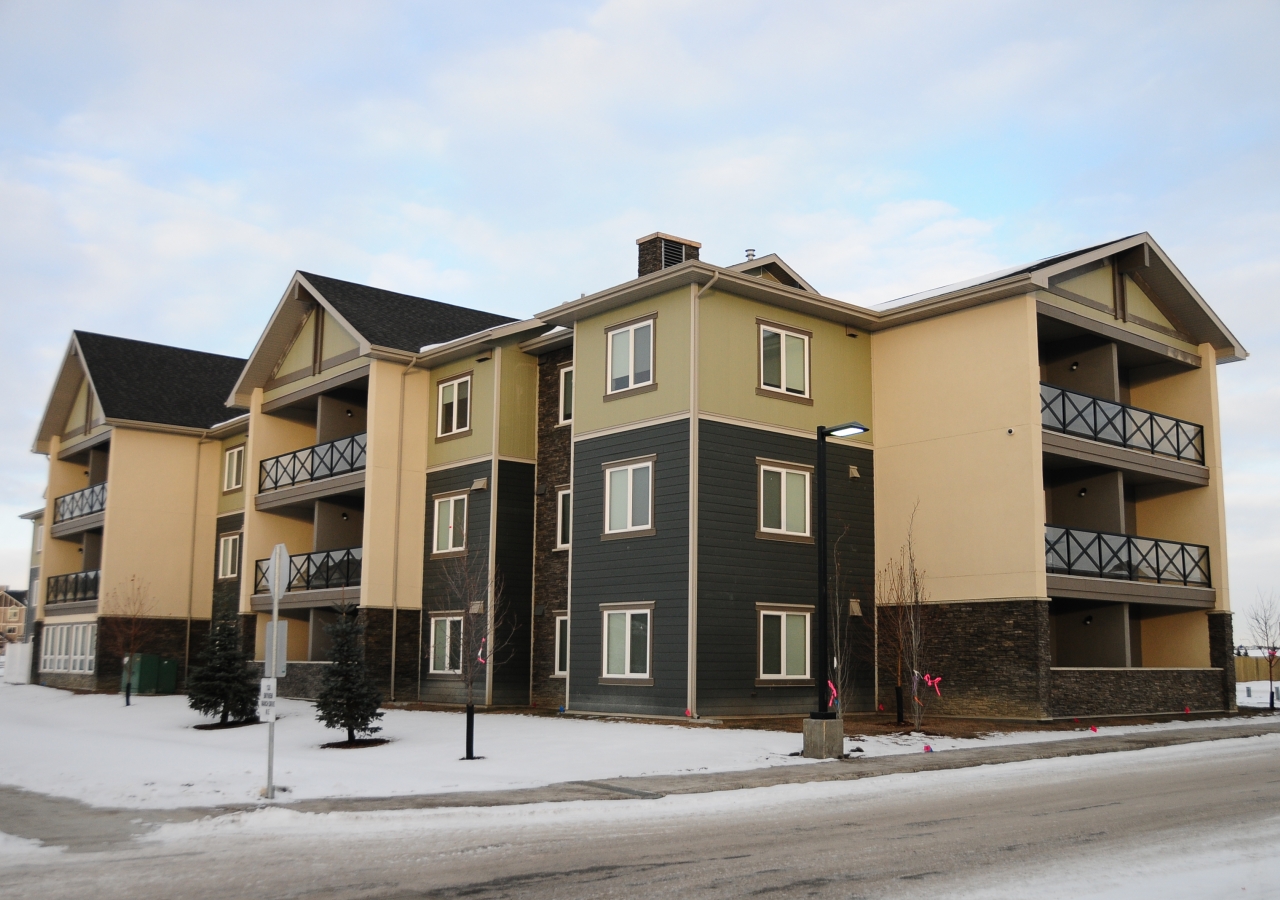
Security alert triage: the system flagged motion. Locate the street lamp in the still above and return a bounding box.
[814,420,869,724]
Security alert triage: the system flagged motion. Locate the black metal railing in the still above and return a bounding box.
[254,547,362,594]
[1046,525,1210,587]
[46,570,101,604]
[1040,383,1204,464]
[259,432,366,493]
[54,482,107,523]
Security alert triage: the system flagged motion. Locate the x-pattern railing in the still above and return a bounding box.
[1045,525,1210,587]
[1040,384,1204,464]
[254,547,362,594]
[54,482,107,523]
[46,570,101,604]
[259,432,366,493]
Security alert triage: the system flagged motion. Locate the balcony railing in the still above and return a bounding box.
[1040,384,1204,464]
[254,547,362,595]
[54,483,107,523]
[259,433,367,493]
[46,570,101,604]
[1046,525,1210,587]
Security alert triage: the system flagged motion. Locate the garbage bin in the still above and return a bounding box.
[120,654,178,694]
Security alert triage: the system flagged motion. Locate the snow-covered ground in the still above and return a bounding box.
[1239,679,1279,707]
[0,682,1271,810]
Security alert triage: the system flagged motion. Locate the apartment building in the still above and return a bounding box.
[0,588,27,647]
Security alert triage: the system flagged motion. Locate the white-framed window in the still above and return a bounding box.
[606,319,654,394]
[604,459,653,534]
[559,366,574,424]
[218,533,241,580]
[429,616,463,674]
[554,614,569,676]
[223,445,245,491]
[759,462,811,536]
[602,607,650,678]
[759,608,810,680]
[438,375,472,437]
[555,488,571,549]
[759,323,809,397]
[433,493,467,554]
[34,523,43,554]
[39,623,96,674]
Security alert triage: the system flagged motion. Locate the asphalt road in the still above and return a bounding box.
[2,732,1278,899]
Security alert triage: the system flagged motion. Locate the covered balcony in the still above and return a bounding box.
[1045,524,1213,608]
[45,570,100,608]
[256,432,366,511]
[50,483,107,538]
[251,546,361,610]
[1041,383,1203,463]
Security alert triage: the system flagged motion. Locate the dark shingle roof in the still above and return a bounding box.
[299,272,517,352]
[75,332,247,429]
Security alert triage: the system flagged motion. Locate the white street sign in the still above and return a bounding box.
[258,677,277,722]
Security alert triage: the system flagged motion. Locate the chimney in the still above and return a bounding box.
[637,233,701,277]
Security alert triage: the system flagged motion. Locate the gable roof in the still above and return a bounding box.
[726,254,819,293]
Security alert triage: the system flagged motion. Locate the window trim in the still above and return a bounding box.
[601,455,656,537]
[756,319,814,406]
[217,532,242,580]
[432,491,469,557]
[558,364,574,426]
[222,444,245,493]
[756,603,814,685]
[598,601,655,685]
[553,613,569,678]
[756,458,814,543]
[436,372,474,440]
[554,487,571,550]
[427,614,464,675]
[39,622,97,674]
[603,313,658,400]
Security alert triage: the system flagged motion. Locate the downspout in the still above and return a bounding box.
[390,348,430,702]
[687,271,718,718]
[486,346,503,707]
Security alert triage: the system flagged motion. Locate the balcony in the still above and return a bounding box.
[254,547,362,602]
[46,570,100,606]
[51,483,107,538]
[1040,384,1204,465]
[256,434,366,512]
[1045,524,1214,608]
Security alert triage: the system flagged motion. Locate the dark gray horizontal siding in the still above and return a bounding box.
[696,419,875,717]
[569,419,689,715]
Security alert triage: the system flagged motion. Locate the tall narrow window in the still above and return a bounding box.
[555,488,572,549]
[218,533,241,580]
[759,324,809,397]
[434,494,467,553]
[759,462,810,537]
[602,608,650,678]
[604,459,653,534]
[438,375,472,437]
[606,320,654,394]
[554,615,569,676]
[759,608,810,680]
[223,445,245,491]
[559,366,574,424]
[429,616,463,673]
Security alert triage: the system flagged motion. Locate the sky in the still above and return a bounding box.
[0,1,1276,629]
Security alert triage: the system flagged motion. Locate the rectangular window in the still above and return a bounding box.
[554,615,569,676]
[438,375,472,436]
[604,460,653,534]
[759,609,810,679]
[223,445,245,492]
[555,488,571,549]
[429,616,463,674]
[218,533,241,580]
[759,463,810,536]
[602,608,650,678]
[39,623,96,674]
[434,494,467,554]
[606,320,653,394]
[559,367,574,424]
[760,324,809,397]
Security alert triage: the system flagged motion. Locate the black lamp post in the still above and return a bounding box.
[814,420,869,721]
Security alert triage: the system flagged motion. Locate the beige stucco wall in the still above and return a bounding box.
[427,354,495,468]
[498,343,539,461]
[1141,610,1212,668]
[872,294,1047,603]
[253,612,311,662]
[36,434,87,617]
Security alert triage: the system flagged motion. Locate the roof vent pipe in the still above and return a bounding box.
[745,249,756,261]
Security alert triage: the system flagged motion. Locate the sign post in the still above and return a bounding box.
[263,543,289,800]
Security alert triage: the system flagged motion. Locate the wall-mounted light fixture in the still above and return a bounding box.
[1078,487,1088,497]
[341,512,349,521]
[1070,362,1080,371]
[345,409,353,418]
[1083,615,1094,626]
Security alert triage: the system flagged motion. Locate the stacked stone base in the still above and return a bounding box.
[1049,667,1223,718]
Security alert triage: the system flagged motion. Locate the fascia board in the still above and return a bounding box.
[19,508,44,521]
[32,336,95,455]
[227,274,314,407]
[870,275,1038,329]
[519,328,573,354]
[408,319,551,368]
[294,272,375,358]
[726,254,819,294]
[206,413,250,438]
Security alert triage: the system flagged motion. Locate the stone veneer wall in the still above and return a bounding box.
[531,346,572,710]
[249,660,330,701]
[1207,610,1238,713]
[1049,667,1224,717]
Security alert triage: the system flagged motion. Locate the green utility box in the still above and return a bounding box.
[120,654,178,694]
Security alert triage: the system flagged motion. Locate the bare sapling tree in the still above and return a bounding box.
[875,508,930,728]
[437,555,512,759]
[1247,591,1280,711]
[104,576,157,706]
[829,524,867,715]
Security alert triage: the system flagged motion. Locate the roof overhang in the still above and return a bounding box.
[19,508,43,521]
[412,319,552,369]
[32,334,102,455]
[518,327,573,355]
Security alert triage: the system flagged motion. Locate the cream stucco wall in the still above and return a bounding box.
[36,434,87,617]
[499,343,539,461]
[1141,610,1212,668]
[872,294,1047,603]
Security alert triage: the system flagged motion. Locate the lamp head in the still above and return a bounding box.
[823,421,868,438]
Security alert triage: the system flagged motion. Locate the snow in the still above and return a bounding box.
[1238,680,1279,708]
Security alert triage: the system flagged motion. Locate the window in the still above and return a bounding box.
[759,462,810,537]
[559,366,574,424]
[223,445,245,492]
[602,607,650,679]
[555,488,571,549]
[434,494,467,554]
[429,616,463,674]
[34,524,42,554]
[606,319,654,394]
[438,375,471,437]
[554,615,569,676]
[759,323,809,397]
[218,533,241,580]
[39,623,96,674]
[759,608,810,680]
[604,459,653,534]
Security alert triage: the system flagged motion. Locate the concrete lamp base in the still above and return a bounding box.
[802,715,844,759]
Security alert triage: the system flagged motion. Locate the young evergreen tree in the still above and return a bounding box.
[315,607,383,743]
[187,606,258,725]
